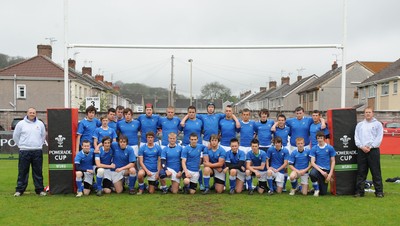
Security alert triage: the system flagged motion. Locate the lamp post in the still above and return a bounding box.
[188,59,193,106]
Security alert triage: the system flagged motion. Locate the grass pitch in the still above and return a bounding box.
[0,155,399,226]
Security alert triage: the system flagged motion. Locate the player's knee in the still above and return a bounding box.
[289,172,297,180]
[267,170,273,177]
[203,167,212,174]
[97,168,105,177]
[245,170,251,176]
[129,167,136,175]
[138,169,145,178]
[230,169,237,176]
[75,171,83,178]
[184,178,190,185]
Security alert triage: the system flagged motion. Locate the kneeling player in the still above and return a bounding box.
[181,133,205,194]
[288,137,311,195]
[74,140,95,197]
[160,132,183,194]
[245,139,268,195]
[266,137,289,195]
[225,138,246,194]
[106,135,137,194]
[94,136,115,196]
[202,135,226,194]
[309,131,336,196]
[137,132,162,194]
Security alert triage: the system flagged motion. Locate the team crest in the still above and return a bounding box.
[340,135,351,148]
[55,135,66,147]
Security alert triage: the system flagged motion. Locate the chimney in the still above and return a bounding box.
[68,59,76,70]
[297,75,302,81]
[95,74,104,82]
[37,45,52,59]
[240,90,252,99]
[82,67,92,76]
[269,81,277,89]
[332,61,338,70]
[281,76,290,85]
[113,85,120,92]
[105,81,113,87]
[260,87,267,92]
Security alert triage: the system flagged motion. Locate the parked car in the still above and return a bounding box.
[381,121,400,136]
[11,118,24,130]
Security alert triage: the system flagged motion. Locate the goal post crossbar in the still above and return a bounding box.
[68,43,343,50]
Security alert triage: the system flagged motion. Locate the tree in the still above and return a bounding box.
[199,82,233,101]
[0,53,26,69]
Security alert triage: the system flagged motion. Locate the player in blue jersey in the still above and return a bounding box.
[202,135,226,194]
[279,107,326,152]
[117,108,141,157]
[76,105,101,153]
[94,136,115,196]
[200,102,225,146]
[160,132,183,194]
[180,106,203,146]
[272,114,291,148]
[74,140,95,197]
[138,103,160,147]
[137,132,162,195]
[288,137,311,196]
[309,131,336,196]
[93,115,117,148]
[245,139,268,195]
[180,106,205,189]
[219,105,240,151]
[309,110,330,147]
[158,106,181,149]
[107,108,117,131]
[266,136,289,195]
[109,135,137,194]
[225,138,246,194]
[238,108,256,154]
[115,105,125,122]
[181,133,205,194]
[254,108,274,151]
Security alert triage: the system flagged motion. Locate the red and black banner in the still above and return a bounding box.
[327,108,358,195]
[47,108,78,194]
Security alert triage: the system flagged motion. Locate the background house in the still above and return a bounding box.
[357,58,400,110]
[296,61,391,111]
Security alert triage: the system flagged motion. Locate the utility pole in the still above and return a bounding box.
[169,55,174,107]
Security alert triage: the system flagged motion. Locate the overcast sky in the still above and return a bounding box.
[1,0,400,97]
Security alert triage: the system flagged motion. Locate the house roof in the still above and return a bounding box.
[0,55,75,78]
[359,61,392,74]
[297,62,358,93]
[269,75,317,99]
[268,84,290,99]
[360,58,400,84]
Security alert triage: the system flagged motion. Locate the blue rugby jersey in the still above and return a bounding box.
[139,144,162,172]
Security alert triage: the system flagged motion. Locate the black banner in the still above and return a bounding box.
[328,108,358,195]
[47,109,76,194]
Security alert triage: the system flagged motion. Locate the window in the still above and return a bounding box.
[361,87,366,99]
[84,88,87,98]
[368,86,376,97]
[308,92,313,102]
[79,86,82,99]
[394,81,398,94]
[299,95,301,104]
[17,84,26,99]
[314,91,318,101]
[74,85,78,98]
[381,83,389,95]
